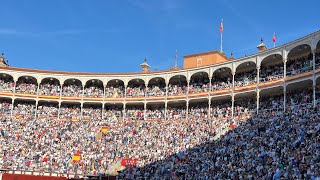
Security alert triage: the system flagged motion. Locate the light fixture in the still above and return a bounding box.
[247,62,250,66]
[50,78,53,81]
[3,74,6,77]
[92,80,95,83]
[115,79,118,83]
[136,79,139,82]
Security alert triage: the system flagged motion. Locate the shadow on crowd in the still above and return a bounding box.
[116,108,320,179]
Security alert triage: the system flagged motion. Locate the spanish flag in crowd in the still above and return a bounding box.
[72,151,81,163]
[101,126,108,134]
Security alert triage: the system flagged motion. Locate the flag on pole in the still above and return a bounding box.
[272,32,276,47]
[220,19,223,33]
[272,33,276,43]
[175,49,178,67]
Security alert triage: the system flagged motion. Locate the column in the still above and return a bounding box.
[144,102,147,120]
[283,58,287,80]
[231,94,234,118]
[313,80,316,108]
[232,71,235,90]
[80,103,83,120]
[10,99,14,119]
[209,76,212,92]
[124,85,127,99]
[208,98,211,118]
[36,81,40,96]
[123,103,126,121]
[59,84,63,99]
[256,90,260,114]
[313,49,316,71]
[186,101,189,120]
[81,84,85,100]
[283,85,286,112]
[256,66,260,86]
[164,101,167,121]
[102,103,105,120]
[34,100,38,120]
[57,102,61,120]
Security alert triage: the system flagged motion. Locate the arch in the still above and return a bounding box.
[63,78,82,86]
[16,76,38,94]
[211,67,233,90]
[168,75,187,85]
[189,71,209,83]
[62,78,83,97]
[17,75,38,85]
[260,54,283,66]
[0,73,14,81]
[148,77,166,87]
[40,77,60,85]
[85,79,104,88]
[235,61,257,74]
[287,44,312,59]
[0,73,14,92]
[127,78,145,87]
[106,79,125,87]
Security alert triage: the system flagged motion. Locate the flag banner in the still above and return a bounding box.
[272,33,276,43]
[220,19,223,33]
[73,151,81,163]
[121,158,138,166]
[101,126,108,133]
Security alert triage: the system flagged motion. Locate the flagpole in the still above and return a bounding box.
[220,31,223,52]
[274,42,276,48]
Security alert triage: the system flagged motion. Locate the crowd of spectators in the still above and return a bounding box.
[287,53,313,76]
[39,83,60,96]
[211,76,232,91]
[260,64,284,82]
[37,104,58,119]
[105,86,124,98]
[15,81,37,94]
[83,87,104,98]
[0,87,319,179]
[126,86,145,98]
[167,84,187,96]
[62,85,83,97]
[234,69,257,88]
[59,105,81,120]
[0,77,14,92]
[145,86,166,97]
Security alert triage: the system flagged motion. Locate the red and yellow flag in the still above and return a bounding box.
[101,126,108,134]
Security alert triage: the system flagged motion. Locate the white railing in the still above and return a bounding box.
[259,74,284,83]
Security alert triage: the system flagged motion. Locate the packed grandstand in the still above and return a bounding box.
[0,30,320,179]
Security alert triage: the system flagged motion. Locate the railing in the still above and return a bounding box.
[259,74,284,83]
[316,62,320,69]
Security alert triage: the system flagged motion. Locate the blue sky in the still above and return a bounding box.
[0,0,319,73]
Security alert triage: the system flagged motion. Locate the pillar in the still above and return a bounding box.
[57,102,61,120]
[186,101,189,120]
[256,90,260,114]
[256,65,260,86]
[123,103,126,121]
[232,71,235,90]
[283,58,287,80]
[208,98,211,118]
[313,49,316,71]
[209,76,212,92]
[59,83,63,99]
[102,103,105,119]
[231,94,234,118]
[80,103,83,120]
[36,81,40,96]
[10,99,14,118]
[81,83,85,99]
[164,101,167,121]
[313,80,316,108]
[283,85,286,112]
[34,100,38,120]
[144,102,147,120]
